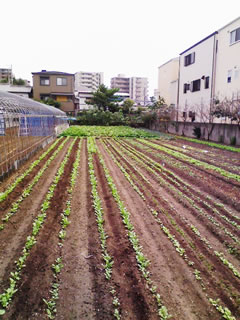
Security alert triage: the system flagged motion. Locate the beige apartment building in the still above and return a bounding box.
[0,68,13,82]
[157,57,179,106]
[111,74,148,105]
[32,70,75,114]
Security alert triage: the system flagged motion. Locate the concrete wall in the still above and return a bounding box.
[149,120,240,146]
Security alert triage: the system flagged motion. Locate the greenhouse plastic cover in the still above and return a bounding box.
[0,91,67,116]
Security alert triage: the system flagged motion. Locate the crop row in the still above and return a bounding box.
[155,140,240,175]
[43,138,82,319]
[101,139,238,319]
[0,137,70,230]
[107,139,240,279]
[115,139,240,251]
[174,135,240,153]
[127,139,240,217]
[139,139,240,183]
[94,138,171,319]
[0,138,76,315]
[0,137,62,203]
[87,137,121,319]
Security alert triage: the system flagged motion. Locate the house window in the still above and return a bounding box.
[40,76,50,86]
[57,77,67,86]
[191,79,201,92]
[183,83,190,93]
[205,76,210,89]
[184,52,195,66]
[230,27,240,45]
[227,70,232,83]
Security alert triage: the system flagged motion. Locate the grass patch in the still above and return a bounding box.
[175,136,240,153]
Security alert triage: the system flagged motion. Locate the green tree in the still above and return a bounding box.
[122,98,134,114]
[12,78,25,85]
[150,95,166,110]
[42,98,61,109]
[0,78,9,83]
[86,84,121,112]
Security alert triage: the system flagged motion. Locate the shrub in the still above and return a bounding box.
[219,135,224,143]
[141,113,157,128]
[193,127,201,139]
[230,136,236,146]
[76,110,126,126]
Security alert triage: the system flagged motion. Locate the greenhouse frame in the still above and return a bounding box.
[0,91,68,180]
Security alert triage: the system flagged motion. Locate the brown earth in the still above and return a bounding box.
[0,137,239,319]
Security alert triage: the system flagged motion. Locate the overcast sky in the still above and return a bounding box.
[1,0,240,96]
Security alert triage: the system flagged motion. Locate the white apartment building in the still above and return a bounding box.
[74,71,103,110]
[130,77,148,106]
[111,74,148,106]
[158,57,179,106]
[215,17,240,101]
[178,32,218,122]
[158,17,240,122]
[75,71,103,92]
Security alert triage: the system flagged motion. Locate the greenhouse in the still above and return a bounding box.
[0,91,68,179]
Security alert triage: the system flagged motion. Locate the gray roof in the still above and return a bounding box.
[0,91,66,116]
[32,71,74,76]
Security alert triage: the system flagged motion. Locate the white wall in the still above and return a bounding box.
[158,57,179,105]
[215,17,240,101]
[178,34,216,121]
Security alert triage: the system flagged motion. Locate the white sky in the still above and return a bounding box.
[1,0,240,96]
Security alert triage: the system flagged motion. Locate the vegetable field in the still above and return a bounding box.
[0,127,240,319]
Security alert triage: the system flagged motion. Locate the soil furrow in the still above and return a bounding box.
[2,138,78,319]
[97,140,219,320]
[0,138,71,283]
[0,138,62,213]
[93,150,158,320]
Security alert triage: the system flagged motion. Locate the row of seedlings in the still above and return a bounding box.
[94,138,171,320]
[87,137,121,319]
[0,137,70,230]
[106,139,240,281]
[0,138,76,316]
[104,139,238,320]
[118,139,240,250]
[43,138,82,319]
[114,139,240,281]
[127,139,240,227]
[139,139,240,183]
[0,137,63,203]
[154,140,240,175]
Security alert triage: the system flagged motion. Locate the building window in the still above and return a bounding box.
[230,27,240,45]
[183,83,190,93]
[227,70,232,83]
[57,77,67,86]
[184,52,195,66]
[191,79,201,92]
[205,76,210,89]
[40,77,50,86]
[234,69,239,80]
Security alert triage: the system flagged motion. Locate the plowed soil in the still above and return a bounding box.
[0,136,239,320]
